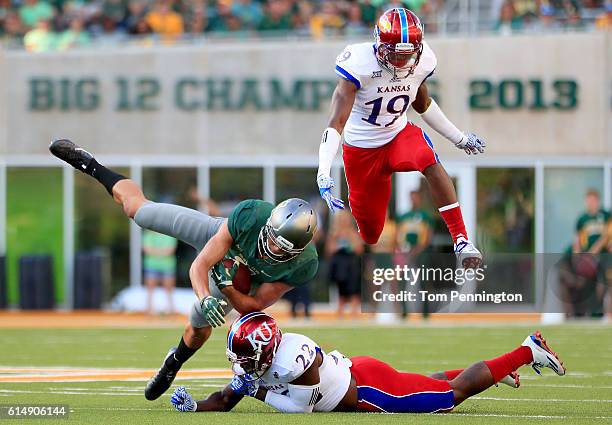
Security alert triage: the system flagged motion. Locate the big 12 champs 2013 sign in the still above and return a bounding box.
[27,76,579,113]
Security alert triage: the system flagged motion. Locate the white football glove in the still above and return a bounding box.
[317,174,344,213]
[170,386,197,412]
[455,133,486,155]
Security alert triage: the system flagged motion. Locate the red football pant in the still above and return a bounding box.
[343,123,439,244]
[350,356,454,413]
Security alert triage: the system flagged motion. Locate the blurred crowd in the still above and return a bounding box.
[0,0,444,51]
[493,0,612,34]
[1,0,612,52]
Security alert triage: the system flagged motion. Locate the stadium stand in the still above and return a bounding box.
[0,0,610,51]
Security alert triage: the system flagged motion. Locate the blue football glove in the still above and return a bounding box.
[455,133,486,155]
[170,386,197,412]
[229,374,259,397]
[317,174,345,213]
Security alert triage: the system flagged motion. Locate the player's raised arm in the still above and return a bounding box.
[414,82,486,155]
[317,78,358,213]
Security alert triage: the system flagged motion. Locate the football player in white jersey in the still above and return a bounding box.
[170,312,565,414]
[316,8,486,267]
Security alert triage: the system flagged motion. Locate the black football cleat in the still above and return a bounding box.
[49,139,94,172]
[144,347,180,401]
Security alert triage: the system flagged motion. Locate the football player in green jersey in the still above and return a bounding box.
[573,189,610,254]
[396,191,434,256]
[49,139,319,401]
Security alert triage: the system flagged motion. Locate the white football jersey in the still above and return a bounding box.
[256,332,352,412]
[335,41,437,148]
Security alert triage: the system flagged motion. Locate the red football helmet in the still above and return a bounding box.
[226,312,282,380]
[374,8,424,78]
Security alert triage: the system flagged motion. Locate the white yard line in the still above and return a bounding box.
[473,396,612,403]
[65,408,612,419]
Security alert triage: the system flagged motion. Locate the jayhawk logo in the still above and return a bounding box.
[378,14,392,32]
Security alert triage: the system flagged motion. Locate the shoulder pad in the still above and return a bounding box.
[271,333,319,382]
[335,43,375,90]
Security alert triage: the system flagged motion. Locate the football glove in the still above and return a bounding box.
[229,374,259,397]
[317,174,344,213]
[170,386,197,412]
[211,260,238,291]
[455,133,486,155]
[197,296,227,328]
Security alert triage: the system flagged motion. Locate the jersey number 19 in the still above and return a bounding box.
[362,95,411,127]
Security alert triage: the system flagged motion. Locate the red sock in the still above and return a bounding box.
[484,346,533,383]
[443,369,463,380]
[438,202,468,241]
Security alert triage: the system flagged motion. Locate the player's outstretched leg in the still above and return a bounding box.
[430,369,520,388]
[422,163,482,268]
[49,139,146,217]
[450,331,565,405]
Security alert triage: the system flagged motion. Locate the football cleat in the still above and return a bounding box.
[49,139,94,172]
[497,371,520,388]
[144,347,180,401]
[454,235,483,269]
[521,331,566,376]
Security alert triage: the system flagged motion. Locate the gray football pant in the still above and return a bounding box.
[133,202,234,328]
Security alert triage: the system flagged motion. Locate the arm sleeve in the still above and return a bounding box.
[264,384,320,413]
[317,127,341,178]
[419,99,465,145]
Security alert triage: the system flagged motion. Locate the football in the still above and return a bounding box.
[222,258,252,295]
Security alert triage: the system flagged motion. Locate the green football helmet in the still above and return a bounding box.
[258,198,317,263]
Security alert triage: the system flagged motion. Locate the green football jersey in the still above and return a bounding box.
[575,209,610,251]
[225,199,318,288]
[396,208,433,250]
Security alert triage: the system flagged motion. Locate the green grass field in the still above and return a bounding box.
[1,324,611,424]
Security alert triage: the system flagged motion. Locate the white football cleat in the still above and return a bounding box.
[522,331,566,376]
[497,371,520,388]
[454,235,483,268]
